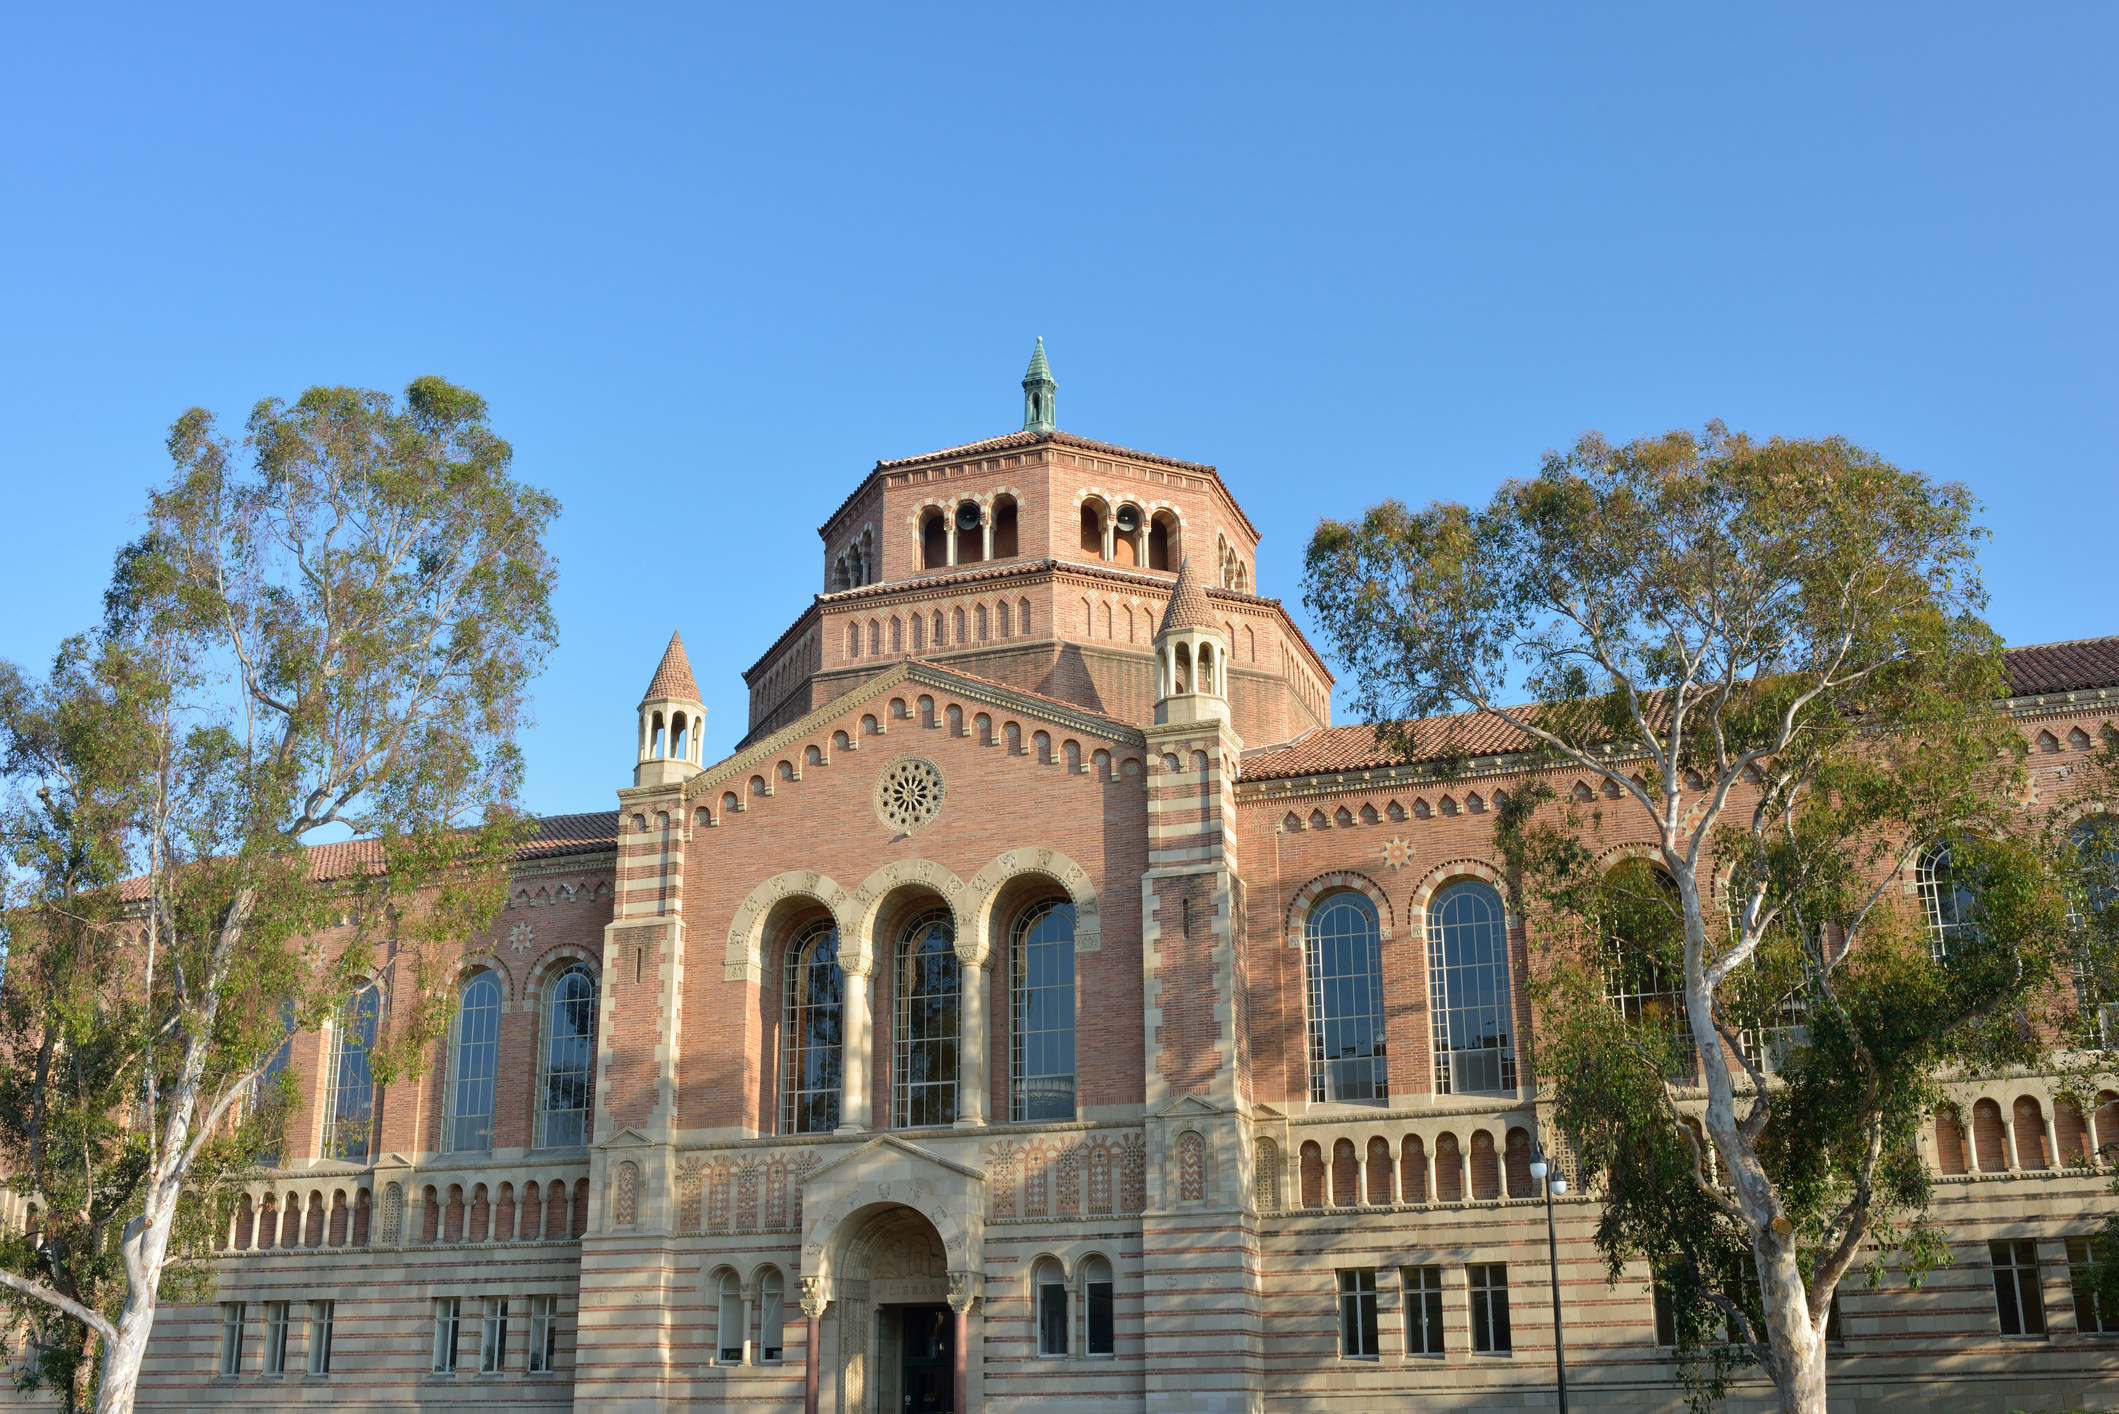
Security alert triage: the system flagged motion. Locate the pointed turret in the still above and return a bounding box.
[635,630,704,787]
[1157,555,1216,636]
[1021,337,1057,434]
[1153,558,1230,727]
[641,630,701,704]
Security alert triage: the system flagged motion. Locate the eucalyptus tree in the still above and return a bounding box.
[1302,424,2071,1414]
[0,378,558,1412]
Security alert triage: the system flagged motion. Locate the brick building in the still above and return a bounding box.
[137,347,2119,1412]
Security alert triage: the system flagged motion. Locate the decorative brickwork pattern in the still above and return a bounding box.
[987,1142,1017,1218]
[1178,1131,1206,1202]
[1118,1133,1146,1214]
[1086,1142,1112,1215]
[1024,1141,1051,1217]
[676,1161,702,1231]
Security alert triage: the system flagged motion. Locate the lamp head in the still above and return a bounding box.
[1529,1158,1549,1181]
[1551,1177,1568,1196]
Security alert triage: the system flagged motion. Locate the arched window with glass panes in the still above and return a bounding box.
[781,921,845,1134]
[1012,899,1077,1121]
[536,963,598,1148]
[1599,860,1693,1082]
[1427,879,1517,1095]
[323,983,381,1160]
[446,971,502,1152]
[2069,818,2119,1041]
[1304,891,1388,1104]
[894,909,960,1128]
[1917,841,1980,959]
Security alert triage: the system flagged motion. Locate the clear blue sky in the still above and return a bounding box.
[4,6,2113,821]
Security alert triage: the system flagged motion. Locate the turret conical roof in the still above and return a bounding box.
[1157,556,1217,636]
[640,630,701,704]
[1022,336,1054,386]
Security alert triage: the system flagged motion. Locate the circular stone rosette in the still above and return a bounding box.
[873,756,946,834]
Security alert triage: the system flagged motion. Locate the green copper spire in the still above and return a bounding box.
[1021,336,1056,433]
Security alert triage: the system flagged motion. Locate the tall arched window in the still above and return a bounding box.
[1917,841,1978,959]
[781,922,844,1135]
[716,1271,744,1363]
[1428,880,1517,1095]
[2068,819,2119,1035]
[1012,900,1077,1122]
[253,1004,297,1165]
[1304,892,1388,1104]
[893,909,960,1128]
[1034,1257,1068,1356]
[448,972,503,1152]
[1083,1254,1115,1355]
[2069,819,2119,927]
[536,964,598,1148]
[323,983,381,1160]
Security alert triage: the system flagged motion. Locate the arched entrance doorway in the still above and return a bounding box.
[836,1204,957,1413]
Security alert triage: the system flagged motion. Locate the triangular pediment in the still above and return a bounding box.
[797,1131,987,1185]
[685,659,1145,803]
[598,1127,654,1150]
[1158,1093,1225,1118]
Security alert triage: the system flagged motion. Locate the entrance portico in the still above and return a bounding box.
[799,1136,987,1414]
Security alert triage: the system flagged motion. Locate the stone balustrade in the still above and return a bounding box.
[220,1157,592,1251]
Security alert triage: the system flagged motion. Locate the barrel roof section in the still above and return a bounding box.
[2003,636,2119,697]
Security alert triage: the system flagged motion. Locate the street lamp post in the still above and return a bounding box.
[1530,1152,1569,1414]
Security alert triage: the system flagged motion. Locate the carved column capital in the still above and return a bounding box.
[799,1274,831,1319]
[946,1269,983,1314]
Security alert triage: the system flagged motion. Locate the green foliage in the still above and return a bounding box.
[0,378,558,1413]
[1304,424,2076,1414]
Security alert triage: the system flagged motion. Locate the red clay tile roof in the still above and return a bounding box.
[2003,636,2119,696]
[641,631,700,703]
[1157,556,1216,635]
[1241,713,1540,781]
[820,427,1261,546]
[874,428,1216,475]
[117,811,620,900]
[1242,639,2119,784]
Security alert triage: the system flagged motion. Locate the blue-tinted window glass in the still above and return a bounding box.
[1306,893,1388,1104]
[1428,881,1517,1095]
[893,910,960,1128]
[326,985,381,1160]
[1012,900,1077,1122]
[450,973,502,1152]
[782,923,844,1135]
[537,965,598,1147]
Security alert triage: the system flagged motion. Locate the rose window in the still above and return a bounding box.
[874,757,946,833]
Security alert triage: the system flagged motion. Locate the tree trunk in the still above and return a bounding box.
[1757,1234,1825,1414]
[1671,861,1829,1414]
[93,1208,173,1414]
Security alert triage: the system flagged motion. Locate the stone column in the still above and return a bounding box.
[839,957,875,1132]
[982,515,994,562]
[956,957,988,1127]
[1101,518,1114,560]
[2003,1114,2021,1171]
[947,1272,979,1413]
[800,1278,829,1414]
